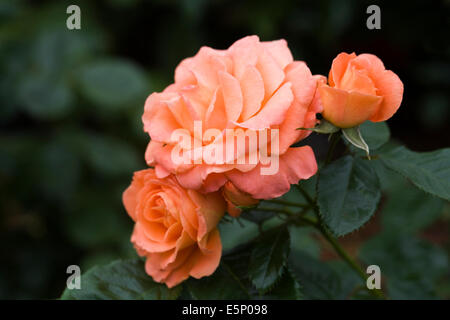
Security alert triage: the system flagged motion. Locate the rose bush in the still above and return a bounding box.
[61,37,450,300]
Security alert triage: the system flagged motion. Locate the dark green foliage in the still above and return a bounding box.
[380,147,450,201]
[61,259,182,300]
[318,156,381,236]
[249,227,291,292]
[360,234,448,299]
[289,251,342,300]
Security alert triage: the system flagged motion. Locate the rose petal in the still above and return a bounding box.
[226,146,318,199]
[256,47,286,100]
[329,52,357,87]
[219,71,243,122]
[238,65,265,121]
[262,39,294,69]
[190,229,222,278]
[237,82,293,130]
[319,85,382,128]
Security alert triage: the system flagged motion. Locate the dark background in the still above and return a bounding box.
[0,0,449,299]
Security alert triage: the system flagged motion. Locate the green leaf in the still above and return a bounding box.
[222,249,253,285]
[258,268,302,299]
[77,59,149,111]
[186,261,250,299]
[240,208,276,224]
[288,226,320,259]
[219,218,259,253]
[382,182,444,234]
[17,74,73,120]
[32,30,105,75]
[359,234,448,299]
[359,121,390,150]
[272,176,317,209]
[74,132,141,176]
[298,119,339,134]
[374,160,445,233]
[370,155,405,190]
[328,261,365,300]
[249,226,290,292]
[261,215,287,230]
[342,126,370,157]
[80,251,125,272]
[380,146,450,201]
[186,247,254,299]
[318,156,381,236]
[345,122,391,153]
[289,251,342,300]
[61,259,182,300]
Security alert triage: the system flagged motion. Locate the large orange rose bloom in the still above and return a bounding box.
[123,169,225,288]
[143,36,320,202]
[319,52,404,128]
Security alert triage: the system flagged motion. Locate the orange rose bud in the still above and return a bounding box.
[319,52,403,128]
[222,181,259,217]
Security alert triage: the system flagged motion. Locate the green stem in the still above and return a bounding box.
[295,184,315,205]
[325,131,341,165]
[265,199,310,208]
[256,207,318,226]
[306,198,385,299]
[317,223,385,299]
[222,262,251,298]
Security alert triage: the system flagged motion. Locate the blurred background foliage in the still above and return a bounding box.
[0,0,448,299]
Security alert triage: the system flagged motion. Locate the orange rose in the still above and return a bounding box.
[222,181,259,217]
[122,169,225,288]
[319,52,403,128]
[143,36,320,203]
